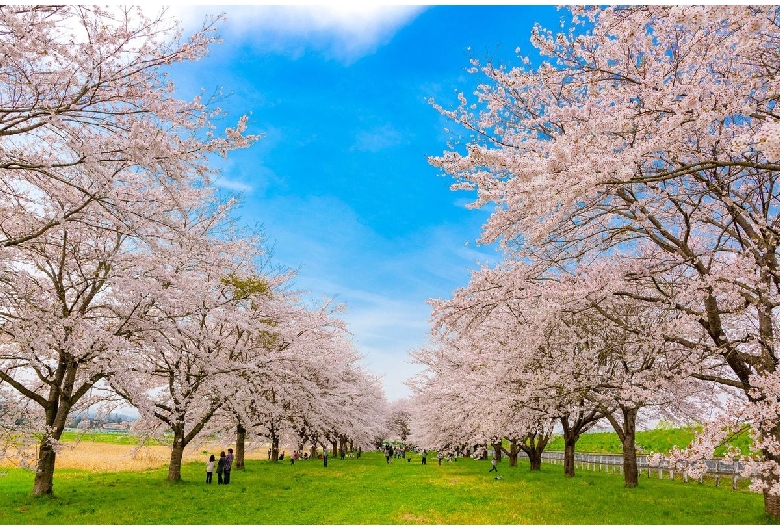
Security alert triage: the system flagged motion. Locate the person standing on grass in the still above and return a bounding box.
[323,447,328,468]
[217,451,226,485]
[224,448,234,484]
[421,449,427,465]
[206,454,215,484]
[489,457,498,472]
[438,451,443,466]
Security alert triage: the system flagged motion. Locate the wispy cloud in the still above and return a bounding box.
[213,177,253,193]
[351,124,409,153]
[167,5,427,64]
[247,193,501,400]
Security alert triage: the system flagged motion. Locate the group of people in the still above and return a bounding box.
[289,450,312,464]
[206,448,234,485]
[204,445,488,479]
[437,450,458,465]
[384,445,408,463]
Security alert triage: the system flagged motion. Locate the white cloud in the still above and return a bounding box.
[213,177,253,192]
[165,5,426,64]
[352,124,408,153]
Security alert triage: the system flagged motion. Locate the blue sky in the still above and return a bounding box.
[166,5,565,401]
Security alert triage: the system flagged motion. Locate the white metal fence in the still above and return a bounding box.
[513,451,746,490]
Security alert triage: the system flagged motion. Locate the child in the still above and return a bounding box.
[489,457,498,472]
[206,454,215,483]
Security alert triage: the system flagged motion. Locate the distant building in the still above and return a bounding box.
[102,421,130,431]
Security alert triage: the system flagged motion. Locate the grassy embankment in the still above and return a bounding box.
[546,425,753,456]
[0,442,769,524]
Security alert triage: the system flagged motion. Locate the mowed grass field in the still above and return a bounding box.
[0,444,771,524]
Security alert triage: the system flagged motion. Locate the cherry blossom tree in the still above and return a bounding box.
[0,5,257,495]
[0,6,254,250]
[216,289,386,465]
[424,256,719,485]
[409,330,556,472]
[385,397,413,444]
[0,218,144,494]
[408,344,482,452]
[107,208,274,482]
[430,5,780,516]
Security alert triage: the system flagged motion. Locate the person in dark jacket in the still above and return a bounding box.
[217,451,226,485]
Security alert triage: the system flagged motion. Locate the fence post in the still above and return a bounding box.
[715,460,720,487]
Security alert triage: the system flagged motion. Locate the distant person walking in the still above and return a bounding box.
[224,448,234,484]
[421,450,427,465]
[438,452,443,466]
[323,447,329,468]
[217,451,226,484]
[489,457,498,473]
[206,454,215,484]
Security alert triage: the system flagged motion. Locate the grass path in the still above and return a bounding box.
[0,451,770,524]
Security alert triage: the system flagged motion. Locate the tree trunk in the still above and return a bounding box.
[31,364,76,496]
[492,442,503,463]
[271,434,279,462]
[603,406,640,488]
[762,429,780,519]
[622,432,638,487]
[332,440,338,456]
[32,440,57,496]
[507,440,519,467]
[235,423,246,470]
[620,408,639,487]
[563,433,578,477]
[519,430,550,472]
[765,491,780,519]
[529,451,542,471]
[559,408,603,479]
[168,427,185,482]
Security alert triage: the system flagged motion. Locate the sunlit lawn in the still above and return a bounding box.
[0,451,770,524]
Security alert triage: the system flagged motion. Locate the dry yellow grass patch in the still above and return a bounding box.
[9,442,276,472]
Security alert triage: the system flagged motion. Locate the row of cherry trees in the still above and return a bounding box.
[0,5,386,496]
[411,6,780,519]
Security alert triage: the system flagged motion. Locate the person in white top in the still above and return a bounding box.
[206,454,215,484]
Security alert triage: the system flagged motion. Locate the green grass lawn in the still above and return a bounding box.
[0,451,770,524]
